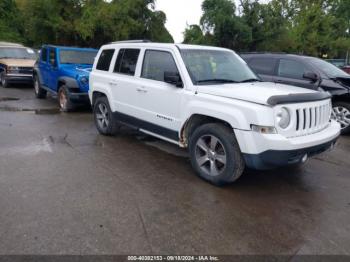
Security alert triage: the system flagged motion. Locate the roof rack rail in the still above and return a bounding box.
[110,40,152,44]
[239,51,287,55]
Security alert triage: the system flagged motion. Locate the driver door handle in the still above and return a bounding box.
[109,81,118,86]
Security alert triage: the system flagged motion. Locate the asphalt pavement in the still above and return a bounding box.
[0,85,349,256]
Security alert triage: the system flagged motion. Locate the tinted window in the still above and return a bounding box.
[114,49,140,76]
[249,57,277,75]
[278,59,306,79]
[96,49,115,71]
[41,48,48,62]
[142,50,179,82]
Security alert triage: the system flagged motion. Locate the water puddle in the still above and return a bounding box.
[0,106,60,114]
[0,97,20,102]
[35,108,60,115]
[0,138,53,157]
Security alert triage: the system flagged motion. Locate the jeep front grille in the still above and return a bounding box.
[294,102,331,136]
[275,99,332,138]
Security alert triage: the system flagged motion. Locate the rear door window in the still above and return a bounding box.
[141,50,179,82]
[278,59,306,79]
[96,49,115,71]
[114,49,140,76]
[248,57,277,75]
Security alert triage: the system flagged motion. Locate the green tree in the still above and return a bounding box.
[11,0,173,48]
[0,0,23,43]
[290,0,336,56]
[200,0,252,50]
[183,25,205,44]
[77,0,173,47]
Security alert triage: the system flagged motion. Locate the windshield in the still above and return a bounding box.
[59,50,97,65]
[181,49,259,85]
[0,47,37,59]
[309,58,349,78]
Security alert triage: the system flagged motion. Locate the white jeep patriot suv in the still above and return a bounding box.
[89,41,340,185]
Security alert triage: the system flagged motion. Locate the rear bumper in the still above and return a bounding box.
[5,74,33,84]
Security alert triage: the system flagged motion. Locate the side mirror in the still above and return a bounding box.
[164,71,183,87]
[303,71,319,82]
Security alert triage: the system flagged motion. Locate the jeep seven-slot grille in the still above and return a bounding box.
[295,103,330,136]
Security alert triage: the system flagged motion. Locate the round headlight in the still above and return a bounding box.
[277,107,291,129]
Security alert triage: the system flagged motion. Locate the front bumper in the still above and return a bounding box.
[67,90,90,105]
[235,120,340,170]
[243,138,338,169]
[5,74,33,84]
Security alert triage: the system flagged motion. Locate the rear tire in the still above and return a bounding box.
[332,102,350,135]
[189,123,245,186]
[1,72,9,88]
[58,86,74,112]
[34,75,47,99]
[93,96,119,136]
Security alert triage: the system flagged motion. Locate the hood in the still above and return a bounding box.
[60,64,92,78]
[197,82,317,105]
[0,58,36,67]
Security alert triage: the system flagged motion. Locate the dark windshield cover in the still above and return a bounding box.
[309,57,349,78]
[181,49,258,84]
[0,47,36,59]
[59,50,97,65]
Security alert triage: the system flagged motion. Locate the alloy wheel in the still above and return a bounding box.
[59,90,67,109]
[34,78,39,94]
[95,103,110,130]
[195,135,227,177]
[332,106,350,129]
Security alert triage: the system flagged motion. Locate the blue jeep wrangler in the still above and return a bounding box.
[33,45,98,111]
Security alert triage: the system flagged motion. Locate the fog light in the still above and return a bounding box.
[301,154,308,163]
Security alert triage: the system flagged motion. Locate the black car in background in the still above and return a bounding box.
[241,53,350,134]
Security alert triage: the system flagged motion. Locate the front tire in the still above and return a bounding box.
[1,72,9,88]
[34,75,47,99]
[58,86,74,112]
[332,102,350,135]
[189,123,245,186]
[93,96,119,136]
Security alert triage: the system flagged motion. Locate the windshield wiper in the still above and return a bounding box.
[196,79,238,84]
[239,78,261,83]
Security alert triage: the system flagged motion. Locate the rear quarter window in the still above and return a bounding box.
[96,49,115,71]
[248,57,277,75]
